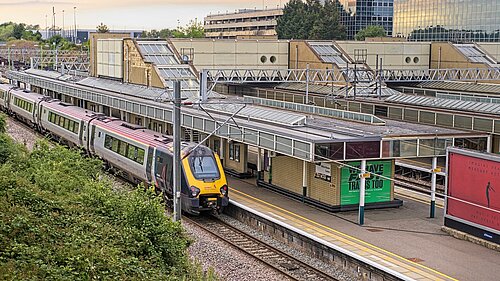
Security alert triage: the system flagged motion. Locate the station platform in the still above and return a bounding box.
[227,176,500,281]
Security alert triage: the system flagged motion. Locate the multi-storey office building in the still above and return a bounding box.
[393,0,500,42]
[338,0,394,39]
[204,9,283,39]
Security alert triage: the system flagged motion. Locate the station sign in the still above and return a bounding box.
[446,149,500,238]
[315,163,331,182]
[340,160,392,205]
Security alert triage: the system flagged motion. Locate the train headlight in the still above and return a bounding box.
[220,185,228,197]
[190,186,200,197]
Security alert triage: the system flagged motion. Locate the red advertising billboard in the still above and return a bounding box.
[447,149,500,233]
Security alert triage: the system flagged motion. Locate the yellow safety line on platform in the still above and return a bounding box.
[230,188,458,281]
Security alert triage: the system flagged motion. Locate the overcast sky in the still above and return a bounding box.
[0,0,286,30]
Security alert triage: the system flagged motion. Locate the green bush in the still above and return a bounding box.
[0,137,217,280]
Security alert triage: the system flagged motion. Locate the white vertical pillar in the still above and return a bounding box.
[486,135,492,153]
[359,160,367,225]
[430,156,437,218]
[302,160,308,202]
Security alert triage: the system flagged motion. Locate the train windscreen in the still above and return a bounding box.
[189,148,220,180]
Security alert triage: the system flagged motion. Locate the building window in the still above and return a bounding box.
[260,55,267,63]
[213,139,220,156]
[228,142,240,162]
[229,142,234,160]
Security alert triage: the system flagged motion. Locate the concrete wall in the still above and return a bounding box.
[223,141,248,173]
[336,41,431,70]
[477,43,500,62]
[170,38,289,71]
[96,39,123,79]
[271,155,340,206]
[89,33,130,77]
[289,41,330,70]
[123,39,164,88]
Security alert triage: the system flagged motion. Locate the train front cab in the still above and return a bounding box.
[154,146,228,215]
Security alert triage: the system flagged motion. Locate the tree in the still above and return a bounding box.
[12,23,25,39]
[355,25,386,41]
[310,0,346,40]
[96,22,109,33]
[276,0,346,40]
[276,0,307,39]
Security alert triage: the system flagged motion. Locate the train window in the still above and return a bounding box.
[137,148,145,164]
[98,132,101,138]
[69,121,74,132]
[73,123,79,134]
[189,150,220,180]
[119,142,127,156]
[127,146,137,160]
[112,139,119,152]
[55,115,60,125]
[58,117,64,127]
[64,119,70,130]
[104,135,112,149]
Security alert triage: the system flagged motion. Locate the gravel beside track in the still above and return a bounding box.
[5,116,357,281]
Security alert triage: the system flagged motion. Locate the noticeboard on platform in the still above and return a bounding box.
[340,160,392,205]
[446,148,500,238]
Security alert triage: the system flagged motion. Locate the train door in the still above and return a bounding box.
[154,149,173,194]
[78,121,85,148]
[146,147,154,183]
[89,124,96,152]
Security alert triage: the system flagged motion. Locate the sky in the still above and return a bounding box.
[0,0,287,30]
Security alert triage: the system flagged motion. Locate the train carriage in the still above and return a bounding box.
[8,88,41,125]
[39,100,94,148]
[91,118,152,185]
[0,84,14,110]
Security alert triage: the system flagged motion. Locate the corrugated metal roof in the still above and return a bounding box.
[408,81,500,95]
[76,77,220,102]
[386,93,500,115]
[203,102,307,127]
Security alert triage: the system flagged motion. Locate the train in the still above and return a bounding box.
[0,83,229,215]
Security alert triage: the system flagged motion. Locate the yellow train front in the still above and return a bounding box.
[153,143,228,215]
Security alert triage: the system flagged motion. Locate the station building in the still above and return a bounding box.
[5,35,498,212]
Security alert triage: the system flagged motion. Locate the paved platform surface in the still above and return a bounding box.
[227,176,500,281]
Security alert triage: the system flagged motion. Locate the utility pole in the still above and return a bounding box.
[172,81,182,222]
[305,63,309,104]
[62,10,65,38]
[73,7,77,43]
[52,7,56,38]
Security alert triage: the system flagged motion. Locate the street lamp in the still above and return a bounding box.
[8,44,16,70]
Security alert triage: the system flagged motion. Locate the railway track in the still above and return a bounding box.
[185,215,339,281]
[395,176,445,199]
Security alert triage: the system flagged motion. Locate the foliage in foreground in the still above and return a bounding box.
[0,115,216,280]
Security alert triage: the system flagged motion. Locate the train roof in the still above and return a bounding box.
[43,99,98,122]
[92,117,196,154]
[8,87,45,103]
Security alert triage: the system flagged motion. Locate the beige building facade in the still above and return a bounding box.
[170,38,289,71]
